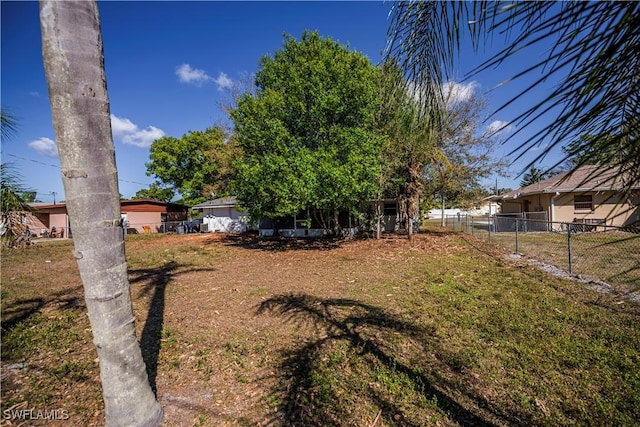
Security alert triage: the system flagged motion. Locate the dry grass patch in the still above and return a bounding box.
[2,230,639,426]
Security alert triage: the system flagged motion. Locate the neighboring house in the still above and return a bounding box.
[191,196,248,233]
[190,197,415,237]
[467,197,501,217]
[120,199,188,233]
[25,199,189,236]
[494,165,640,227]
[27,202,72,238]
[427,208,463,219]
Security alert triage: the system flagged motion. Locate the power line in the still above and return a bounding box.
[1,152,151,186]
[3,152,59,169]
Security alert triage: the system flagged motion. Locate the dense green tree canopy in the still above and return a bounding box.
[132,182,175,202]
[231,31,384,230]
[146,126,236,206]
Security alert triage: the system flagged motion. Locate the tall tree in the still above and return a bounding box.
[232,31,384,233]
[519,166,551,188]
[378,63,506,230]
[376,61,440,239]
[386,2,640,196]
[146,126,236,205]
[425,87,507,226]
[39,1,162,425]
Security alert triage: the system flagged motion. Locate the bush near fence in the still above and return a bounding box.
[444,214,640,292]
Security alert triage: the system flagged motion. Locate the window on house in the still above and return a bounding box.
[383,203,397,216]
[574,195,593,211]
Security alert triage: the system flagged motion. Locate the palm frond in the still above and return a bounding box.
[1,163,33,213]
[386,1,640,194]
[1,107,19,142]
[0,163,33,244]
[385,1,475,121]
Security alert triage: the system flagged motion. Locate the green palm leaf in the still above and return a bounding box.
[1,107,19,142]
[387,1,640,193]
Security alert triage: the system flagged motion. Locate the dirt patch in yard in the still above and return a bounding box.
[2,230,638,426]
[128,232,464,426]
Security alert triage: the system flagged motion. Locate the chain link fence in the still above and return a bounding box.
[123,221,199,235]
[444,214,640,291]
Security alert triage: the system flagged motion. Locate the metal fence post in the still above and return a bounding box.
[515,218,519,253]
[488,216,492,242]
[567,224,573,274]
[471,216,474,235]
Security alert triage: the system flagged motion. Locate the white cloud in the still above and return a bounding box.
[29,91,40,97]
[28,137,58,157]
[443,81,479,106]
[111,115,165,148]
[175,63,212,85]
[486,120,514,136]
[214,72,233,91]
[111,115,138,134]
[175,64,235,90]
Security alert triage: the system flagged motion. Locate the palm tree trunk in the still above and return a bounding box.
[39,1,163,425]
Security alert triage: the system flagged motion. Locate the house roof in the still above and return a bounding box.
[499,165,639,200]
[191,196,238,210]
[27,202,67,210]
[28,199,188,212]
[120,199,188,211]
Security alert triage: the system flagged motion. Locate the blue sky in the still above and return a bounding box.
[2,1,565,204]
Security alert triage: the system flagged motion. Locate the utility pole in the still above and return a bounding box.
[51,191,57,204]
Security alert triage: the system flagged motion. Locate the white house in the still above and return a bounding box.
[191,196,248,233]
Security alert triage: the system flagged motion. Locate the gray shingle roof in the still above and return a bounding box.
[501,165,639,199]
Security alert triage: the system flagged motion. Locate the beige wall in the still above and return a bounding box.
[499,191,638,227]
[500,194,551,215]
[500,200,522,214]
[554,191,639,226]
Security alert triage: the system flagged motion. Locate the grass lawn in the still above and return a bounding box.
[1,228,639,426]
[486,231,640,292]
[447,218,640,293]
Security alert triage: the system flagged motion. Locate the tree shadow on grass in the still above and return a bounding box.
[1,286,84,335]
[219,230,453,253]
[129,261,217,394]
[219,234,343,252]
[257,294,506,426]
